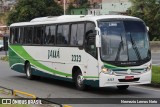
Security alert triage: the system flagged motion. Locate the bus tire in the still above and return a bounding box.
[74,70,85,91]
[25,62,34,80]
[117,85,129,90]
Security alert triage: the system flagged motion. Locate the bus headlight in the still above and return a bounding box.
[144,64,152,72]
[101,66,113,74]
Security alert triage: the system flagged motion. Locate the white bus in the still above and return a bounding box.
[9,15,151,90]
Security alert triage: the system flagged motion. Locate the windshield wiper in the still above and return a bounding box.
[129,33,141,60]
[115,35,123,61]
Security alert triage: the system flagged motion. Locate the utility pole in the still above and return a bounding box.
[64,0,66,15]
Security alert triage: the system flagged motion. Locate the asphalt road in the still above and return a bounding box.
[0,60,160,107]
[152,52,160,66]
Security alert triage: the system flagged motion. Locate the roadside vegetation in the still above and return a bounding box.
[152,66,160,84]
[7,0,63,25]
[0,56,8,61]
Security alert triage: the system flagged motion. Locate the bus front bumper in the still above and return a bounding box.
[99,70,151,87]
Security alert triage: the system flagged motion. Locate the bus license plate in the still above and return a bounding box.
[125,76,134,80]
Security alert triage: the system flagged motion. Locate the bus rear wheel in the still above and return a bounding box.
[117,85,129,90]
[25,63,34,80]
[74,70,85,91]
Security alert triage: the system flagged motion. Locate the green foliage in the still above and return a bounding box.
[128,0,160,40]
[7,0,63,25]
[0,56,8,61]
[152,66,160,84]
[79,0,88,7]
[79,0,90,8]
[66,4,75,15]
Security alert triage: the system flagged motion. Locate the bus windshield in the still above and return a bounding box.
[99,20,151,65]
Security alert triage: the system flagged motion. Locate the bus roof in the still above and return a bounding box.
[10,15,141,27]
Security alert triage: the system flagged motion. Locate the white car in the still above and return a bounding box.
[0,40,4,51]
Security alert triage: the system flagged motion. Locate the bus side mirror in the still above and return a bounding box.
[3,37,8,51]
[147,26,149,32]
[95,27,101,47]
[96,35,101,48]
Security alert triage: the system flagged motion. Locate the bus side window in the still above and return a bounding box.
[70,23,84,46]
[24,27,33,44]
[57,25,63,44]
[13,28,19,44]
[70,24,78,45]
[19,27,24,44]
[33,26,43,44]
[62,25,69,44]
[50,25,56,44]
[77,23,84,45]
[57,24,69,45]
[10,28,14,44]
[44,25,56,45]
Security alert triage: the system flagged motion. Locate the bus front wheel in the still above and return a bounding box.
[25,63,34,80]
[117,85,129,90]
[74,70,85,91]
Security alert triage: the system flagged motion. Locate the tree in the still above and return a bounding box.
[7,0,63,25]
[128,0,160,40]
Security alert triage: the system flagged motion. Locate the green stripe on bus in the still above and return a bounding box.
[9,46,72,77]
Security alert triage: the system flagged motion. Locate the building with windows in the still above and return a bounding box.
[100,0,132,15]
[88,8,101,15]
[87,0,102,15]
[58,0,132,15]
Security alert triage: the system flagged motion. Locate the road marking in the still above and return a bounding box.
[131,86,160,92]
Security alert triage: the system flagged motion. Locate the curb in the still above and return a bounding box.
[0,86,72,107]
[141,84,160,89]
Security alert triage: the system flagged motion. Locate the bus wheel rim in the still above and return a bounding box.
[77,75,83,87]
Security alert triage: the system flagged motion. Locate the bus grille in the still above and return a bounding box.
[118,78,140,82]
[114,69,144,76]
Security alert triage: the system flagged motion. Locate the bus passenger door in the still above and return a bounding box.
[85,32,99,81]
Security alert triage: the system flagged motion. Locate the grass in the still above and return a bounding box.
[152,66,160,84]
[0,56,8,61]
